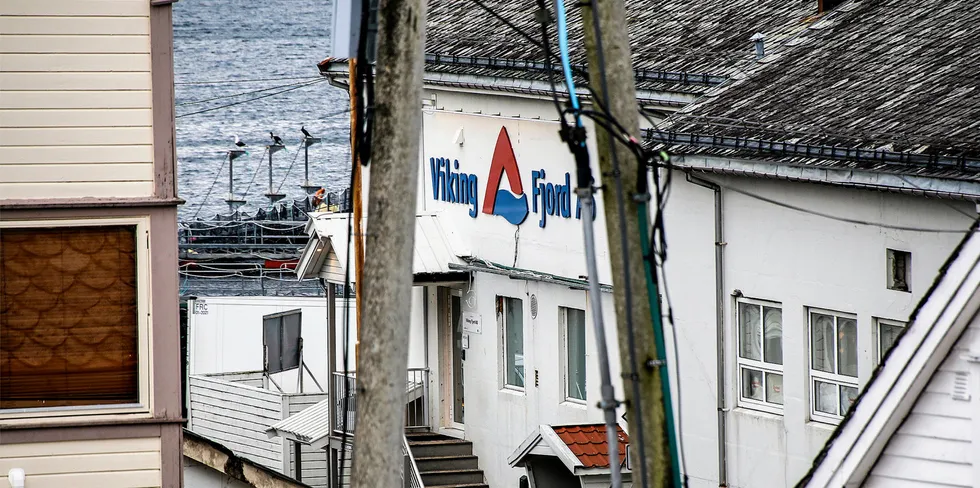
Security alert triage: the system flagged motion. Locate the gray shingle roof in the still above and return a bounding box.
[424,0,821,94]
[657,0,980,173]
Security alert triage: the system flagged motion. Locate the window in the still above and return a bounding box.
[875,318,905,364]
[887,249,911,292]
[562,307,586,402]
[809,309,858,421]
[498,296,524,389]
[1,220,150,415]
[736,299,783,411]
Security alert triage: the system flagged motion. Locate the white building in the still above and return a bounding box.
[308,0,980,486]
[800,224,980,487]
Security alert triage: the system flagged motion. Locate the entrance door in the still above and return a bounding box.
[450,290,464,427]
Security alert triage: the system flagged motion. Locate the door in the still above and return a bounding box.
[450,290,465,427]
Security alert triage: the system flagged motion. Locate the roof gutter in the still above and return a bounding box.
[645,129,980,172]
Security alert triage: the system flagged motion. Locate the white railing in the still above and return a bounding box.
[331,368,431,435]
[401,433,425,488]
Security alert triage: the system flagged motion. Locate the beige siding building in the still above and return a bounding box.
[0,0,182,486]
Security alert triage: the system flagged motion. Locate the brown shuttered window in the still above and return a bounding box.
[1,226,139,409]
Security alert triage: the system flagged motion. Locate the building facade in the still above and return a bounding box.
[0,0,182,486]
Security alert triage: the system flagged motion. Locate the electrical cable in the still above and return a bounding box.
[240,147,270,202]
[275,140,305,194]
[542,2,622,487]
[192,157,225,219]
[176,79,328,118]
[176,78,323,106]
[339,0,375,481]
[175,75,322,85]
[670,171,975,234]
[582,2,654,487]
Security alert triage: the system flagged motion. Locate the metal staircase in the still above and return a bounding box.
[405,432,488,488]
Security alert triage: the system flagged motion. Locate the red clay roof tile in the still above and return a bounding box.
[552,423,629,469]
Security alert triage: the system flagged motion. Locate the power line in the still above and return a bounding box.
[175,75,322,85]
[176,78,323,106]
[176,79,328,119]
[686,172,976,233]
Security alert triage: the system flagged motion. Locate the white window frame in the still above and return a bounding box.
[498,296,525,392]
[808,307,859,423]
[874,317,906,365]
[560,306,587,404]
[735,297,784,414]
[0,217,153,421]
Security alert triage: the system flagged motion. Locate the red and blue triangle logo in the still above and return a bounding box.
[482,127,529,225]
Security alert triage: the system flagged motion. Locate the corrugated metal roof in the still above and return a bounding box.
[297,212,466,282]
[266,398,333,450]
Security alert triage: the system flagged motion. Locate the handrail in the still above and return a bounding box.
[402,433,425,488]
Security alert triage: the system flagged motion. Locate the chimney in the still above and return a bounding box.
[750,33,766,60]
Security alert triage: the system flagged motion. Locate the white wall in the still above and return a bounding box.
[0,0,155,199]
[416,87,979,488]
[423,276,623,488]
[866,307,980,487]
[189,296,349,392]
[0,437,162,487]
[663,170,975,488]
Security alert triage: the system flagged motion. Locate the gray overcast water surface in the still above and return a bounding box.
[173,0,350,219]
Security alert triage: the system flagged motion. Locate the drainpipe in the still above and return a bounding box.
[686,173,728,487]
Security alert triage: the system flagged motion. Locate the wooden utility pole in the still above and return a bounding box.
[579,1,671,487]
[348,59,365,364]
[348,0,426,485]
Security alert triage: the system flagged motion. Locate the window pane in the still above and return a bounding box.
[814,380,838,415]
[738,303,761,361]
[566,308,586,400]
[763,307,783,365]
[838,318,858,377]
[878,323,903,361]
[840,385,859,414]
[504,298,524,388]
[766,373,783,405]
[1,226,139,409]
[811,313,835,373]
[741,368,764,401]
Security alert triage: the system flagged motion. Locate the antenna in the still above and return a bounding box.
[302,134,323,195]
[225,149,247,213]
[265,143,286,203]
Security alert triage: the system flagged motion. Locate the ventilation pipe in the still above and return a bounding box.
[750,33,766,60]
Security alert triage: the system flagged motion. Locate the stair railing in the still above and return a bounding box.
[401,433,425,488]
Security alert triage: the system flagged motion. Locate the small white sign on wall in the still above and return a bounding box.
[461,334,470,349]
[462,312,482,334]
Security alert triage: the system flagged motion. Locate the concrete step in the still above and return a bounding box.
[420,469,485,486]
[405,431,453,443]
[415,454,480,472]
[425,484,489,488]
[408,439,473,457]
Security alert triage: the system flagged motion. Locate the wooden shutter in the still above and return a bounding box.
[1,226,139,409]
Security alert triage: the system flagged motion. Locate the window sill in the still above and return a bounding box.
[732,405,784,421]
[0,414,183,430]
[499,387,526,397]
[561,399,588,409]
[808,415,842,428]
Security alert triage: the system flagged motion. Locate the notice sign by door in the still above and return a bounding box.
[462,312,482,334]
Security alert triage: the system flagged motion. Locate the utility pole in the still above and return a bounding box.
[349,0,426,486]
[579,1,672,487]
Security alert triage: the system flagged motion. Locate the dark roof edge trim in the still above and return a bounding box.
[424,80,688,107]
[645,129,980,172]
[322,56,728,87]
[449,258,613,292]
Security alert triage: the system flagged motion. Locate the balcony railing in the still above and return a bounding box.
[331,368,430,436]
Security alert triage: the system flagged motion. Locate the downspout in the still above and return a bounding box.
[686,173,728,487]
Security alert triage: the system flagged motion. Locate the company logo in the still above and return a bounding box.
[482,127,529,225]
[428,125,593,228]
